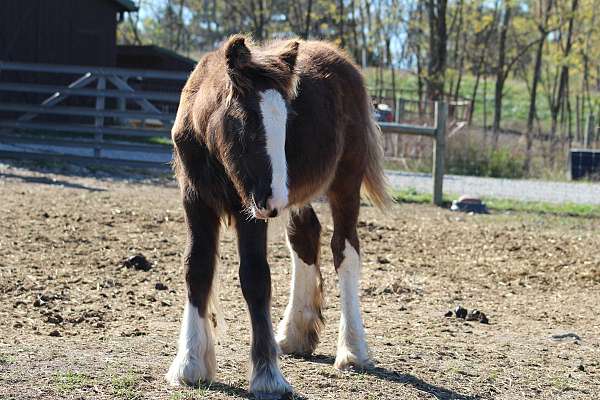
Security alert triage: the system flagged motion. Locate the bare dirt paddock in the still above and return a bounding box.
[0,162,599,400]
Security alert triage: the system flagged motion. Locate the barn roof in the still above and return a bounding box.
[111,0,138,12]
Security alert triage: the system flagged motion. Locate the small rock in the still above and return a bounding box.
[444,310,453,318]
[13,321,23,328]
[121,328,146,337]
[146,295,157,302]
[455,305,468,319]
[42,212,50,218]
[466,309,481,321]
[577,364,585,372]
[377,256,391,264]
[155,282,168,291]
[478,312,489,324]
[551,332,581,341]
[122,254,152,271]
[46,314,63,324]
[33,296,48,307]
[48,330,61,337]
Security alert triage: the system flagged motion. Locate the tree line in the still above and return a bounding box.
[119,0,600,170]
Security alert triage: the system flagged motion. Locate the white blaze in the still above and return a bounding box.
[259,89,288,211]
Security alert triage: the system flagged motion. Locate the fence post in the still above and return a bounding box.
[94,77,106,158]
[585,114,595,149]
[433,101,447,206]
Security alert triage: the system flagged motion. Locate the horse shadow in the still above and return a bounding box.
[0,172,106,192]
[205,354,479,400]
[195,381,308,400]
[296,354,481,400]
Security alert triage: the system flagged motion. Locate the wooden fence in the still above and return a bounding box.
[0,60,187,163]
[380,102,448,206]
[0,61,448,206]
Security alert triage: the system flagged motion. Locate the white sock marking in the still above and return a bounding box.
[259,89,288,211]
[335,239,370,369]
[276,244,322,353]
[166,301,216,386]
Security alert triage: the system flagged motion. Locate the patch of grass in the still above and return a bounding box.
[392,187,453,205]
[111,371,143,400]
[551,376,577,392]
[53,371,94,393]
[483,198,600,218]
[170,386,209,400]
[0,354,16,365]
[392,188,600,218]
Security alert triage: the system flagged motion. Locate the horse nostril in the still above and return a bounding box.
[269,209,278,218]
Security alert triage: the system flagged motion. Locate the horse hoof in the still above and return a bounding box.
[252,391,293,400]
[334,349,373,371]
[166,355,214,387]
[250,360,293,400]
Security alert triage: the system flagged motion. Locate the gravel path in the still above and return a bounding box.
[387,170,600,205]
[1,141,599,205]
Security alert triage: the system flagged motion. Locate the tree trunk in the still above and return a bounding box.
[350,0,360,60]
[302,0,313,39]
[524,0,552,175]
[338,0,345,47]
[426,0,448,101]
[549,0,578,166]
[492,3,511,148]
[469,62,482,126]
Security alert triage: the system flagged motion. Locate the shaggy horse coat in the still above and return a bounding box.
[166,35,390,399]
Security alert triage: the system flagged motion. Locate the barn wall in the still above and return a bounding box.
[0,0,120,66]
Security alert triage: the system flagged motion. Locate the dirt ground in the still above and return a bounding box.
[0,161,599,400]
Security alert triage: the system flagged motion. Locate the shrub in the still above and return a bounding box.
[446,131,526,179]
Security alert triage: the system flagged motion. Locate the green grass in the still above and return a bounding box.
[393,188,600,218]
[170,386,209,400]
[53,371,94,393]
[111,371,143,400]
[0,354,16,365]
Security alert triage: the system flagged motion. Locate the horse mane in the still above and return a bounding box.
[222,35,299,102]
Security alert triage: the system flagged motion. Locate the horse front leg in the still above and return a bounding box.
[166,190,220,386]
[235,215,292,399]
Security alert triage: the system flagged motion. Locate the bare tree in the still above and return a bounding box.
[425,0,448,100]
[524,0,553,174]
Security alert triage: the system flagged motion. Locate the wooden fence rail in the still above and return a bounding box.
[0,60,187,155]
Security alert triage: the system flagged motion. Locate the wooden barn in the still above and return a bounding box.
[0,0,138,67]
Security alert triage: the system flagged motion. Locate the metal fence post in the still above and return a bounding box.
[94,77,106,158]
[433,101,447,206]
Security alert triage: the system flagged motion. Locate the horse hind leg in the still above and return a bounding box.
[328,184,372,370]
[276,205,324,356]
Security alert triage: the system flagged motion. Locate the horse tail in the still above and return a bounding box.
[362,98,393,211]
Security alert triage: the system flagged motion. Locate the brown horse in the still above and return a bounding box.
[166,34,390,399]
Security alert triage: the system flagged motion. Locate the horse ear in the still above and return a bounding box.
[225,35,251,71]
[279,41,299,71]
